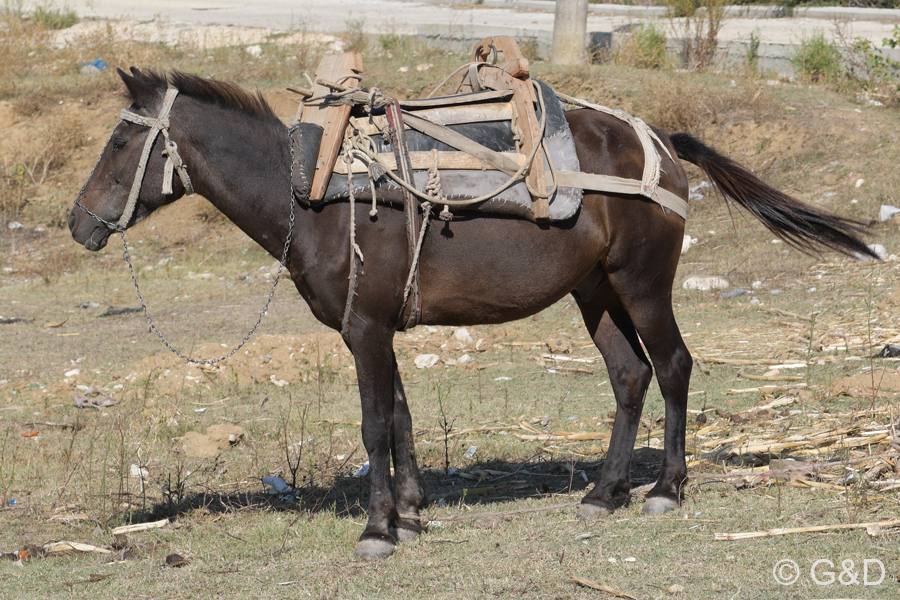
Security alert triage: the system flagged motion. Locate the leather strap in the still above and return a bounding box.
[385,99,425,330]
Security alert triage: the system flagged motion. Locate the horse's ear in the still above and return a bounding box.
[118,67,156,106]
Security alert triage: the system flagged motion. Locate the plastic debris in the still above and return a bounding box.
[262,476,294,495]
[681,234,697,254]
[880,205,900,222]
[353,461,370,477]
[78,301,100,309]
[7,221,23,230]
[720,289,748,299]
[78,59,107,73]
[872,344,900,358]
[464,446,477,459]
[688,180,709,200]
[682,276,729,291]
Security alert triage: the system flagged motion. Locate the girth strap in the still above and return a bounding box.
[117,88,194,228]
[384,98,425,330]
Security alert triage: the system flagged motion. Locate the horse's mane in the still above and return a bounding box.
[129,69,280,124]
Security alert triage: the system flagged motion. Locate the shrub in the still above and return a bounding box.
[32,2,77,30]
[791,30,842,83]
[614,23,668,70]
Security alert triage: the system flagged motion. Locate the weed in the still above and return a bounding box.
[665,0,729,70]
[791,29,842,83]
[32,2,77,30]
[614,23,668,70]
[0,429,16,505]
[745,27,761,71]
[435,381,454,475]
[839,24,900,104]
[340,18,368,54]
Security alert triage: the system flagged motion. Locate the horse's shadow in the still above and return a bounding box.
[134,448,663,523]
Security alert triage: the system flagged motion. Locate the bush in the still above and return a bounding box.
[32,3,77,30]
[791,30,842,83]
[614,23,668,70]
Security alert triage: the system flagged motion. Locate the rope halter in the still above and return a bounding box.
[116,87,194,229]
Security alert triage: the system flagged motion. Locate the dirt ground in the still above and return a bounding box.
[2,16,900,600]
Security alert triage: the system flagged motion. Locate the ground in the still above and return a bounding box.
[1,12,900,600]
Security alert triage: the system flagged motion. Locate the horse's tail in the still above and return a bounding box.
[668,132,876,259]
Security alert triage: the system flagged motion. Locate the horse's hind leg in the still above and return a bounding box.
[575,294,653,517]
[614,292,692,514]
[390,354,427,542]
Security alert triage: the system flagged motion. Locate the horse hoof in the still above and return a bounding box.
[395,526,421,543]
[576,502,613,520]
[354,538,395,559]
[642,496,679,515]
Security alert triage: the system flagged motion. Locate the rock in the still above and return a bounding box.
[681,276,729,291]
[79,64,101,75]
[880,205,900,222]
[457,353,472,364]
[453,328,473,344]
[7,221,23,230]
[751,280,763,289]
[414,354,440,369]
[245,44,262,58]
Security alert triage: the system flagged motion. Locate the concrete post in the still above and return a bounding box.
[552,0,589,65]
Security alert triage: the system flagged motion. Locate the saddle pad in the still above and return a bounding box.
[318,79,583,222]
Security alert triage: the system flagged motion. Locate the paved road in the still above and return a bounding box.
[66,0,899,45]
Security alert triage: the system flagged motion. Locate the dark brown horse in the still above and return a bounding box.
[69,68,874,558]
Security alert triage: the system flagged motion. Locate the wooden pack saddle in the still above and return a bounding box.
[292,36,554,220]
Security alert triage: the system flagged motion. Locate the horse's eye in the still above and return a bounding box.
[112,139,127,152]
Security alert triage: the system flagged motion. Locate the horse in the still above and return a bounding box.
[69,68,874,559]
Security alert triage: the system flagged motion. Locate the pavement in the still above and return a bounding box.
[64,1,900,46]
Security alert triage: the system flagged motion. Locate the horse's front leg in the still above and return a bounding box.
[390,354,427,541]
[352,326,400,559]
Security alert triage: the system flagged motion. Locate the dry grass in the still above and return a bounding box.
[1,18,900,599]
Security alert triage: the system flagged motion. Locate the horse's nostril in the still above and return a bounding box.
[68,210,77,233]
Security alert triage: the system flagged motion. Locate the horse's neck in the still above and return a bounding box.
[188,110,294,260]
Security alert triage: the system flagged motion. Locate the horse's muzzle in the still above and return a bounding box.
[69,210,111,251]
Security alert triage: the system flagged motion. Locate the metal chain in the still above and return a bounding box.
[74,122,296,366]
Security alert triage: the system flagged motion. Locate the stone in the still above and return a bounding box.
[414,354,440,369]
[453,328,473,344]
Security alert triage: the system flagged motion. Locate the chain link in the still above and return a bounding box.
[74,118,295,366]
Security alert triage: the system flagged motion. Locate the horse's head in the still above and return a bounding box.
[69,67,193,250]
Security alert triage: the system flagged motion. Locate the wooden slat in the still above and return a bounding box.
[333,151,526,174]
[399,89,513,108]
[351,103,512,138]
[480,66,549,219]
[400,112,522,175]
[298,52,363,201]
